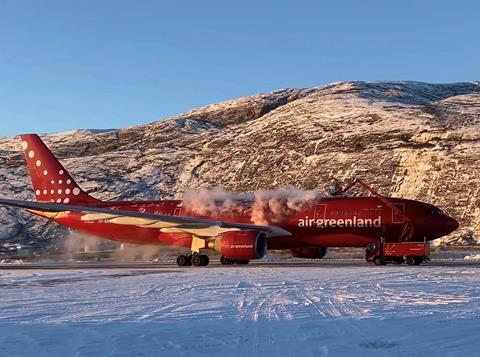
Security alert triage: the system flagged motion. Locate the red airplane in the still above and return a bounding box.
[0,134,459,266]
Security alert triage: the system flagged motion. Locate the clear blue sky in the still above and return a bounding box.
[0,0,479,136]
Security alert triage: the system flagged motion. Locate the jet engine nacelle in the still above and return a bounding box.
[290,247,328,259]
[207,231,267,260]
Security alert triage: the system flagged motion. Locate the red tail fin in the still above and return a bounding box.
[20,134,99,204]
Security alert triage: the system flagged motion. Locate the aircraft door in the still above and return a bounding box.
[314,204,327,220]
[174,207,182,216]
[392,203,406,224]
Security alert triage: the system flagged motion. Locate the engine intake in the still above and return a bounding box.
[208,231,267,260]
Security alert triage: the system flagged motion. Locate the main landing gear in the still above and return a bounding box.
[176,253,209,267]
[176,254,250,267]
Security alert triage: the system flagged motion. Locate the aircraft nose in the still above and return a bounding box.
[444,215,459,235]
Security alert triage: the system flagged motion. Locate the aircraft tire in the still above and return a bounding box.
[192,254,209,266]
[176,255,188,267]
[201,255,210,266]
[192,254,202,266]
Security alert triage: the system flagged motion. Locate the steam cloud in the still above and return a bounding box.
[183,186,321,225]
[182,187,251,216]
[251,186,320,225]
[63,231,102,253]
[111,244,164,262]
[63,231,167,262]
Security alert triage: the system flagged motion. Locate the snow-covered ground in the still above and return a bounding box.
[0,265,479,356]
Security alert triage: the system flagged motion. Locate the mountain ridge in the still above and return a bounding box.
[1,80,479,249]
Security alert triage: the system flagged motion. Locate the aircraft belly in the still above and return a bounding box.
[268,233,377,249]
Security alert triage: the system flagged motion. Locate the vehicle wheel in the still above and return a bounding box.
[220,255,235,265]
[235,259,250,265]
[413,257,422,265]
[406,256,416,265]
[373,256,384,266]
[176,255,188,267]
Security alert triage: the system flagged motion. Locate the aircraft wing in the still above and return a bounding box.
[0,198,291,238]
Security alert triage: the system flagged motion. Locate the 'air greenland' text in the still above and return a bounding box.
[298,216,382,228]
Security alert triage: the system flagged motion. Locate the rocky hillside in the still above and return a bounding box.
[0,81,479,249]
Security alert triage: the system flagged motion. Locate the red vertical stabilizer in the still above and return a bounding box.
[20,134,99,205]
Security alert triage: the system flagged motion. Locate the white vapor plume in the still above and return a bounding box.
[111,244,164,261]
[182,185,321,225]
[63,231,102,253]
[182,187,251,216]
[63,231,166,262]
[251,186,320,225]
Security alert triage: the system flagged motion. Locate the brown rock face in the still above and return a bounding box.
[0,81,479,248]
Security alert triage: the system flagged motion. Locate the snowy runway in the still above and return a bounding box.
[0,265,479,356]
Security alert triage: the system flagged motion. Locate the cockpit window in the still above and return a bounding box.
[426,208,445,216]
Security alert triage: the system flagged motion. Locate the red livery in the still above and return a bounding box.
[0,134,459,266]
[366,242,430,265]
